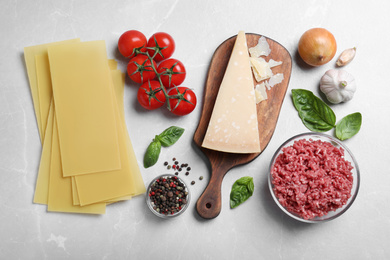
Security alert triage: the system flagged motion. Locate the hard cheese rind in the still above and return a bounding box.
[202,31,261,153]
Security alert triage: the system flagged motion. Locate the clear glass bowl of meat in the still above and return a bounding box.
[268,132,360,223]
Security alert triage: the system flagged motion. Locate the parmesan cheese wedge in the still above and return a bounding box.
[202,31,260,154]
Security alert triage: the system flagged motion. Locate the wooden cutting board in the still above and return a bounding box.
[194,33,292,219]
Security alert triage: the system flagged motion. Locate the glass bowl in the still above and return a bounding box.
[268,132,360,223]
[146,174,191,218]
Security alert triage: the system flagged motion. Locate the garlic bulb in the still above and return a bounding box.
[320,69,356,104]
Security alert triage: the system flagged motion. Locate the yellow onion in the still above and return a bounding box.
[298,28,337,66]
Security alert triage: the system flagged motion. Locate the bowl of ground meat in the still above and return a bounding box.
[269,132,360,223]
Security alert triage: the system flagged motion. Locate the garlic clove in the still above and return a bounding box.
[336,47,356,66]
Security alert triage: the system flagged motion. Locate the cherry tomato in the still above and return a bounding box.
[118,30,147,58]
[168,87,197,116]
[157,59,186,88]
[127,54,157,84]
[147,32,175,62]
[137,81,166,110]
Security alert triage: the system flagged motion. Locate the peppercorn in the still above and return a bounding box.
[164,161,168,166]
[148,175,189,217]
[191,181,195,185]
[199,176,203,180]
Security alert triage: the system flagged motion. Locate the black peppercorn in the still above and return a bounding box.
[148,176,189,216]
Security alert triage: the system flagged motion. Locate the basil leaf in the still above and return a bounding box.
[292,89,336,132]
[230,176,254,209]
[143,139,161,168]
[157,126,185,147]
[335,112,362,140]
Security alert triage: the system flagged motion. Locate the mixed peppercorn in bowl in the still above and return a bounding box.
[268,133,360,223]
[146,174,191,218]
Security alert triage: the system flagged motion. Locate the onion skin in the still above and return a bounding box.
[298,28,337,66]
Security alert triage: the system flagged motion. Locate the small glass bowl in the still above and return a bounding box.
[268,132,360,223]
[146,174,191,218]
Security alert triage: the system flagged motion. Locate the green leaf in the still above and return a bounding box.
[335,112,362,140]
[143,139,161,168]
[291,89,336,132]
[157,126,185,147]
[230,177,254,209]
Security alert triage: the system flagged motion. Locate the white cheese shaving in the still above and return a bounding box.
[255,83,268,104]
[268,59,283,68]
[249,36,271,58]
[250,57,273,82]
[248,36,285,100]
[265,73,284,90]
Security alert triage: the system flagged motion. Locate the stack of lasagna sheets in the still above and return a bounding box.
[24,39,145,214]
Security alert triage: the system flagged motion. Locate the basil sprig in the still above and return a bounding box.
[143,139,161,169]
[230,176,254,209]
[143,126,184,168]
[292,89,336,132]
[335,112,362,141]
[157,126,185,147]
[292,89,362,140]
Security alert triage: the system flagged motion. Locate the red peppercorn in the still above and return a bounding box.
[172,165,176,169]
[151,192,155,196]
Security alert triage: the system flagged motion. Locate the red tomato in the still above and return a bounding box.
[147,32,175,62]
[118,30,147,58]
[137,81,166,110]
[157,59,186,88]
[168,87,197,116]
[127,54,157,84]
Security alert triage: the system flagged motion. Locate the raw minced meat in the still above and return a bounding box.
[271,138,354,220]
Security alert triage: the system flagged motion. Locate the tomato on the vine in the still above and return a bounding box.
[147,32,175,62]
[157,59,186,89]
[167,87,197,116]
[127,54,157,84]
[137,81,166,110]
[118,30,147,58]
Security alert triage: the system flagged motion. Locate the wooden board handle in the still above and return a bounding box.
[196,166,229,219]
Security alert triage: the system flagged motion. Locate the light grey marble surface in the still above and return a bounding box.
[1,0,389,259]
